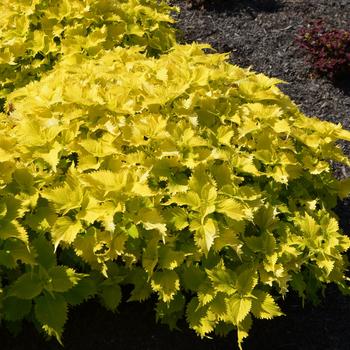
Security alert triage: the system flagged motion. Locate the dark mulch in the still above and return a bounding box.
[1,1,350,349]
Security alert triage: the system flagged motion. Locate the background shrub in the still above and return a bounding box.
[0,0,178,100]
[295,20,350,80]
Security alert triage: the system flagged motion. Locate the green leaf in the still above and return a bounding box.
[185,290,217,336]
[188,165,211,194]
[32,235,56,269]
[80,169,130,197]
[170,191,201,210]
[290,273,307,302]
[245,232,276,255]
[63,277,97,306]
[253,205,278,230]
[316,256,335,276]
[216,199,248,221]
[213,227,243,257]
[155,293,186,330]
[42,180,83,215]
[181,265,206,292]
[2,297,32,321]
[73,228,99,266]
[294,212,320,238]
[125,267,153,302]
[186,297,210,336]
[34,294,68,344]
[2,239,36,265]
[236,268,258,295]
[151,270,180,303]
[208,292,227,318]
[225,294,252,325]
[198,183,217,219]
[0,195,21,221]
[142,238,159,277]
[214,321,235,337]
[137,208,167,238]
[126,224,139,239]
[162,207,189,231]
[251,290,284,319]
[206,262,237,295]
[338,177,350,199]
[0,221,29,244]
[0,250,17,268]
[51,216,82,251]
[237,314,252,350]
[12,168,35,193]
[46,266,83,293]
[158,246,185,270]
[9,272,43,300]
[100,283,122,312]
[198,281,216,306]
[24,201,57,232]
[194,218,218,254]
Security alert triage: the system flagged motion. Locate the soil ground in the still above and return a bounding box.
[1,1,350,349]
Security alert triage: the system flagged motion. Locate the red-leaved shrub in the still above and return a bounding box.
[295,20,350,80]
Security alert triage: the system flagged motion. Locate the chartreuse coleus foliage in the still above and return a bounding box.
[0,0,177,98]
[1,43,350,349]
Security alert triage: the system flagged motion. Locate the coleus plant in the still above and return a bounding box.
[295,20,350,80]
[1,42,350,349]
[0,0,178,99]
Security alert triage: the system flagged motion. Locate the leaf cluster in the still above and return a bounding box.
[295,20,350,80]
[0,0,178,98]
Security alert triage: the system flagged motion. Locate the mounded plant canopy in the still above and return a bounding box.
[0,0,177,97]
[0,1,350,349]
